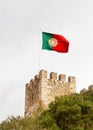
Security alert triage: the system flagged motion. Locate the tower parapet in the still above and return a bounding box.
[25,69,76,117]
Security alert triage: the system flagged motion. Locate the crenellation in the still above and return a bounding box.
[39,70,47,78]
[34,75,39,80]
[59,74,66,83]
[30,79,34,85]
[50,72,57,80]
[26,83,30,88]
[25,69,76,117]
[68,76,76,83]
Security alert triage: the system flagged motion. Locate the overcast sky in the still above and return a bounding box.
[0,0,93,122]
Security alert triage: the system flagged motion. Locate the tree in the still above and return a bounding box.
[0,116,43,130]
[40,93,93,130]
[1,90,93,130]
[49,94,82,130]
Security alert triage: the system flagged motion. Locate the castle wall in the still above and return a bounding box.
[25,69,76,117]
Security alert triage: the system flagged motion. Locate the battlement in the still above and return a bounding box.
[25,69,76,117]
[29,69,76,84]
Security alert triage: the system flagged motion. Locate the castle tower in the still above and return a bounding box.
[25,69,76,117]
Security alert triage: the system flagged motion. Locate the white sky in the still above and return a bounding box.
[0,0,93,122]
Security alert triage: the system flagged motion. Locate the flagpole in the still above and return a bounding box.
[38,29,42,71]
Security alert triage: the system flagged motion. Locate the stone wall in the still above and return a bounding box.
[25,69,76,117]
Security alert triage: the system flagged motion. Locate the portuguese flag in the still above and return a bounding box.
[42,32,69,53]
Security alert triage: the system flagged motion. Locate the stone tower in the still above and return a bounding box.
[25,69,76,117]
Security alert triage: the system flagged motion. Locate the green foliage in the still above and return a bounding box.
[47,94,82,130]
[40,92,93,130]
[1,89,93,130]
[0,116,43,130]
[82,89,93,103]
[39,110,60,130]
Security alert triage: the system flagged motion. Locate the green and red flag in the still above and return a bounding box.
[42,32,70,53]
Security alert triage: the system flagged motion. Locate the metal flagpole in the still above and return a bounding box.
[38,29,43,70]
